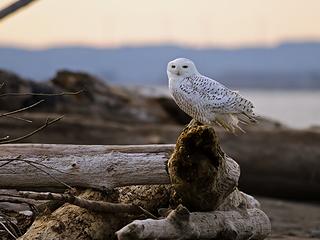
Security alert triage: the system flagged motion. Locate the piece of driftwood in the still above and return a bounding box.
[0,143,236,191]
[0,144,173,190]
[1,138,320,200]
[18,186,174,240]
[116,204,271,240]
[19,189,128,240]
[18,191,156,219]
[168,121,240,211]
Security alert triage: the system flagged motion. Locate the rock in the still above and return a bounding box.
[0,69,175,124]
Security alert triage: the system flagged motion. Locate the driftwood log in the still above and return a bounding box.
[0,143,237,191]
[19,190,128,240]
[0,123,271,239]
[0,144,172,190]
[116,205,271,240]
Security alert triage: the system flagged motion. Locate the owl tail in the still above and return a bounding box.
[215,114,245,134]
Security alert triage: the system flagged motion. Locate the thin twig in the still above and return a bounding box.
[26,162,73,189]
[0,90,84,98]
[0,0,38,21]
[0,156,73,189]
[0,159,15,168]
[0,196,36,206]
[136,205,158,219]
[0,100,44,118]
[0,82,5,90]
[0,115,63,144]
[0,213,21,238]
[0,136,9,141]
[19,191,158,218]
[0,157,73,175]
[0,221,17,239]
[5,115,33,123]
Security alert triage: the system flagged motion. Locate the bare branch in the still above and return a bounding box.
[5,115,32,123]
[0,136,9,141]
[0,0,38,21]
[19,191,156,218]
[0,212,21,239]
[0,82,5,90]
[0,156,73,189]
[25,160,73,189]
[0,220,18,239]
[0,196,37,206]
[0,158,15,168]
[0,157,72,175]
[0,99,44,118]
[0,115,63,144]
[0,90,84,98]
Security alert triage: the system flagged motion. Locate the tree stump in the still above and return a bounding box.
[168,121,239,211]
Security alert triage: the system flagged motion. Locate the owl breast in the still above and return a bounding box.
[169,79,210,124]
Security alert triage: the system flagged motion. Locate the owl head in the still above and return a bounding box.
[167,58,199,78]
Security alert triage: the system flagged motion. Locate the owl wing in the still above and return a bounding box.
[182,75,254,114]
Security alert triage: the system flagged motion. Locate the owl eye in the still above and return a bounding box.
[171,65,176,68]
[182,65,188,68]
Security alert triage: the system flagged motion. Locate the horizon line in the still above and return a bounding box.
[1,40,320,51]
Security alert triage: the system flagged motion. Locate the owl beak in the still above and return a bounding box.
[176,70,181,76]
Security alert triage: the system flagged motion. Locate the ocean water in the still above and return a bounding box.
[234,90,320,129]
[136,87,320,129]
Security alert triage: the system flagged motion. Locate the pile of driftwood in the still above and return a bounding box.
[0,121,271,239]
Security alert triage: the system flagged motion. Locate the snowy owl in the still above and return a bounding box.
[167,58,256,133]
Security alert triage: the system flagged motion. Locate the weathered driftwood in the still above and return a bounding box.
[18,191,156,217]
[19,189,127,240]
[116,205,271,240]
[0,144,173,190]
[168,122,240,211]
[18,186,174,240]
[0,143,237,191]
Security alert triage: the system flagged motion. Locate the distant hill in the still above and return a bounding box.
[0,42,320,89]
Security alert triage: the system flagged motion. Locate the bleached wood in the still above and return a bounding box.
[116,204,271,240]
[0,144,172,190]
[0,144,239,190]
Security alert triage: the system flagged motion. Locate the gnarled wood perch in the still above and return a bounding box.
[168,122,240,211]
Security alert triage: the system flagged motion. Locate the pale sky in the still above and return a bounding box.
[0,0,320,49]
